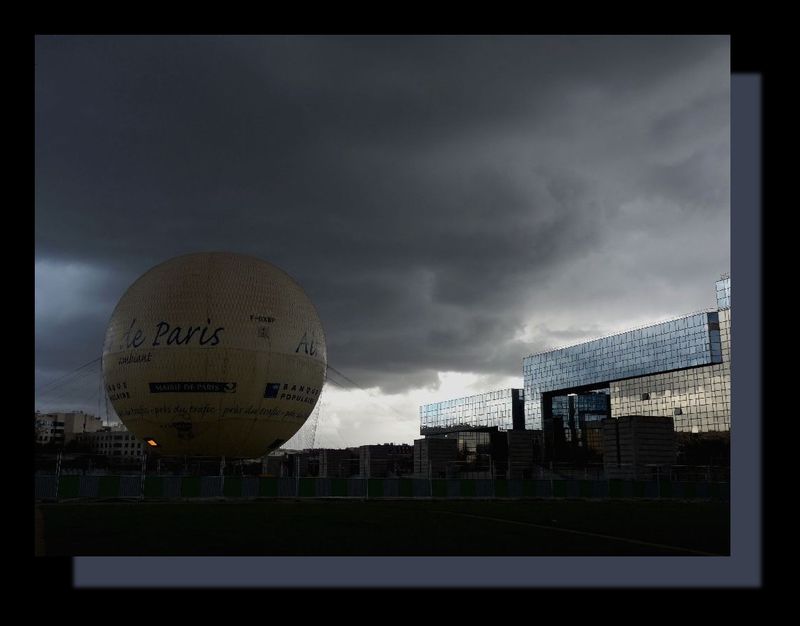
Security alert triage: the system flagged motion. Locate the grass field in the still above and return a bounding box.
[36,498,729,556]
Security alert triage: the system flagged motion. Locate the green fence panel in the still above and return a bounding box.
[162,477,182,498]
[143,476,163,497]
[36,476,57,500]
[381,479,399,497]
[460,480,476,497]
[399,479,413,498]
[98,476,121,498]
[78,476,100,497]
[43,474,726,501]
[299,478,315,497]
[330,478,347,497]
[241,477,258,497]
[58,476,80,499]
[347,479,365,498]
[223,477,242,498]
[181,476,200,498]
[475,480,493,497]
[258,477,278,497]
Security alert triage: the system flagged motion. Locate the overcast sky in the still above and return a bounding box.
[35,35,730,447]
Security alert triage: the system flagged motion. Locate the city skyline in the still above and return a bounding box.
[35,35,730,447]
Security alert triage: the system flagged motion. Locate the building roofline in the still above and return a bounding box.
[523,307,721,360]
[420,387,523,410]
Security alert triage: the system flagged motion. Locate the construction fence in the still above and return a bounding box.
[35,475,730,501]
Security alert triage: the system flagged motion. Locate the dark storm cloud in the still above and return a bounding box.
[35,35,730,395]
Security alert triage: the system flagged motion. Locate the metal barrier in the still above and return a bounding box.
[34,475,730,502]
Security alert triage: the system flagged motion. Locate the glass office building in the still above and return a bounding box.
[716,274,731,310]
[523,276,731,436]
[549,390,611,458]
[419,388,525,435]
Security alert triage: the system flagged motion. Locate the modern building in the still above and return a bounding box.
[420,388,525,435]
[414,427,513,478]
[523,276,731,459]
[413,437,458,478]
[547,391,611,460]
[417,389,526,477]
[602,415,677,479]
[419,276,731,466]
[506,429,544,478]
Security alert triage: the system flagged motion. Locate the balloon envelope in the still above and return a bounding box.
[102,252,326,458]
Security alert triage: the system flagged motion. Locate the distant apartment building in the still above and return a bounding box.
[319,448,359,478]
[358,443,413,477]
[34,411,103,446]
[78,424,146,461]
[34,412,64,446]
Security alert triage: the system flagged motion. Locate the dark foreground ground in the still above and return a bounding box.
[36,498,730,556]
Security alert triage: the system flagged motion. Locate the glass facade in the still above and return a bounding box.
[610,308,731,432]
[457,431,492,471]
[523,311,722,429]
[421,278,731,450]
[420,388,524,435]
[716,275,731,310]
[523,279,731,435]
[547,390,610,456]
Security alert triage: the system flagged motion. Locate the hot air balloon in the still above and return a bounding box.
[102,252,326,458]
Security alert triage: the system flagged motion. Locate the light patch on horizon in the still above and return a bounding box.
[287,371,524,448]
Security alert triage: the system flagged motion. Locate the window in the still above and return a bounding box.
[641,393,650,401]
